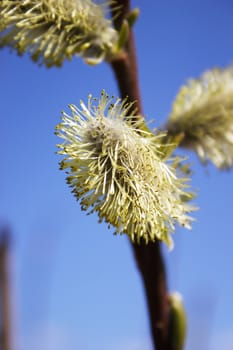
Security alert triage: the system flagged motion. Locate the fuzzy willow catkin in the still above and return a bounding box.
[56,91,195,247]
[0,0,118,66]
[167,67,233,169]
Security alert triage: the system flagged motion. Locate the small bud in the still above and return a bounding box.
[114,20,129,54]
[126,8,140,28]
[168,292,187,350]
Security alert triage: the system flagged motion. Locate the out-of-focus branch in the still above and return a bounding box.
[0,228,11,350]
[109,2,170,350]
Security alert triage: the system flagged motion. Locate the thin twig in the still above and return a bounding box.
[110,1,142,117]
[0,228,11,350]
[133,241,169,349]
[109,2,170,350]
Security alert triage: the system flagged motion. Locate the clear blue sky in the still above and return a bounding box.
[1,1,233,349]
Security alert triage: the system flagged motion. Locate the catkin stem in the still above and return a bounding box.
[110,2,170,349]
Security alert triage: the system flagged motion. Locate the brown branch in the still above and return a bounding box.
[109,2,170,350]
[0,228,11,350]
[133,241,169,349]
[110,1,142,117]
[110,0,131,31]
[111,51,142,118]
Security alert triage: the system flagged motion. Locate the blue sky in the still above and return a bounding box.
[1,1,233,349]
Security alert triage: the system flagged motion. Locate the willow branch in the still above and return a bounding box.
[109,2,170,349]
[0,229,11,350]
[110,2,142,117]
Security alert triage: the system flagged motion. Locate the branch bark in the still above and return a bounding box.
[0,229,11,350]
[110,2,170,350]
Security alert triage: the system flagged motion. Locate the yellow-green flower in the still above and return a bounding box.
[56,91,194,247]
[167,67,233,169]
[0,0,118,67]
